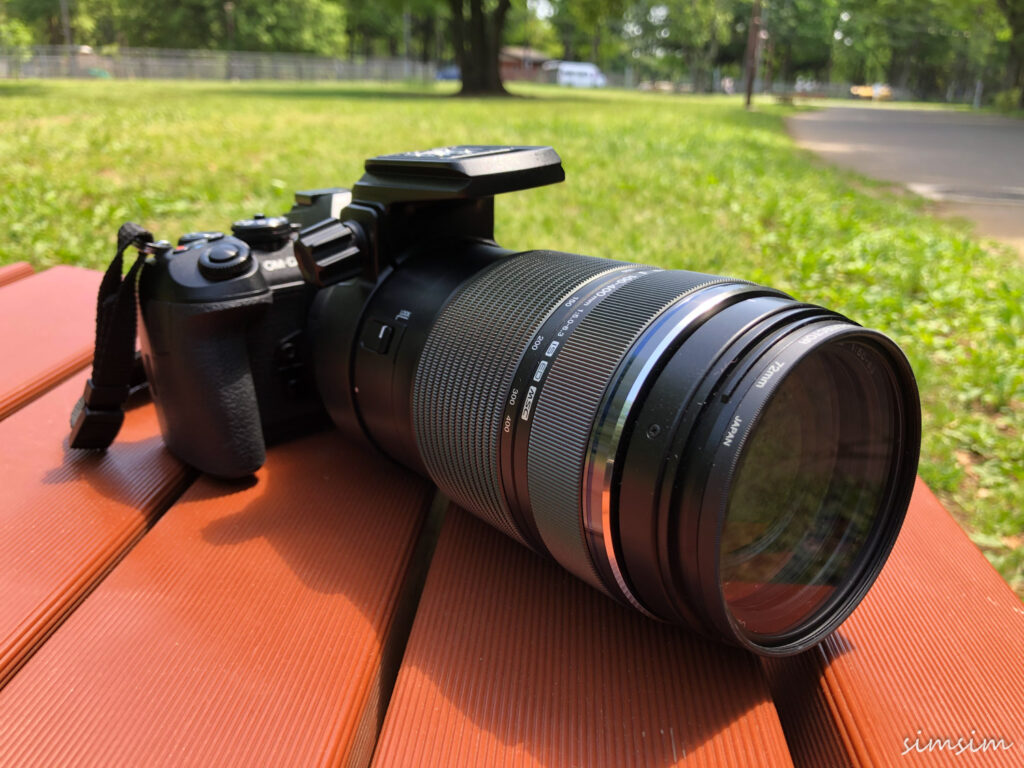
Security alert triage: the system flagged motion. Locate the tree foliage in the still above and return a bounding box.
[6,0,348,54]
[1,0,1020,102]
[0,4,33,49]
[995,0,1024,104]
[623,0,735,88]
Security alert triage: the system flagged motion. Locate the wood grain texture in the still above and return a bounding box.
[372,507,793,768]
[0,374,190,686]
[0,430,433,768]
[764,478,1024,767]
[0,266,99,420]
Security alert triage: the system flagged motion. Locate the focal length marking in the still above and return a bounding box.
[510,268,658,425]
[496,265,661,554]
[754,360,785,389]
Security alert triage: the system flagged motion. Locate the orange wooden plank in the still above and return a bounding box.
[763,478,1024,768]
[372,507,793,768]
[0,430,433,767]
[0,262,34,288]
[0,266,100,420]
[0,374,190,686]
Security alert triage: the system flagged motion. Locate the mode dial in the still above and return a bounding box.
[294,218,367,288]
[231,213,293,252]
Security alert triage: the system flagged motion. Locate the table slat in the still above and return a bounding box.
[0,375,190,686]
[0,266,99,420]
[0,262,34,288]
[0,430,433,768]
[763,479,1024,767]
[372,507,793,768]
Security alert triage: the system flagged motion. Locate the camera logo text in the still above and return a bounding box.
[261,255,298,272]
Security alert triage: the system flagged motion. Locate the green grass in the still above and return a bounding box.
[1,79,1021,595]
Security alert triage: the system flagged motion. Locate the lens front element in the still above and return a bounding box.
[720,340,900,643]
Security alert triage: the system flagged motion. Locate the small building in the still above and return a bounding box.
[499,46,550,82]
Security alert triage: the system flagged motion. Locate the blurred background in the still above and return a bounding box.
[1,0,1023,108]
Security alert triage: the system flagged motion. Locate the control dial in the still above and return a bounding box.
[294,218,367,288]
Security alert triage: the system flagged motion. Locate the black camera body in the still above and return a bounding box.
[137,146,563,478]
[133,144,921,656]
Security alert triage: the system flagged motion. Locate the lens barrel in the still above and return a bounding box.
[340,249,921,656]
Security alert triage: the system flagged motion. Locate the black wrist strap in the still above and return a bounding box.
[69,222,154,449]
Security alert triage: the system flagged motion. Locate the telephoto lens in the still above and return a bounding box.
[312,244,921,657]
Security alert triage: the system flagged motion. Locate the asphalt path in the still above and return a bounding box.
[788,107,1024,257]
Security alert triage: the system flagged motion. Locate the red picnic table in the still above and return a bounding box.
[0,261,1022,767]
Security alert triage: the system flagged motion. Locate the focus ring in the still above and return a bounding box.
[412,250,620,542]
[528,270,733,592]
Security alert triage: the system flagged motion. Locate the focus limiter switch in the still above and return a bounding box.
[361,319,395,355]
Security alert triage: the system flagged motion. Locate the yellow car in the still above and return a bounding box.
[850,83,893,100]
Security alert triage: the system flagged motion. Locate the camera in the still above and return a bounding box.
[133,145,921,656]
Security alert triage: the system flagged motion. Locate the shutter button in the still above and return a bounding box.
[199,240,253,280]
[208,244,240,262]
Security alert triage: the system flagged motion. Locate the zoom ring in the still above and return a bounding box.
[527,270,734,593]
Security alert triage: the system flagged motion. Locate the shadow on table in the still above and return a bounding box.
[761,636,858,768]
[372,507,854,767]
[184,438,856,767]
[39,399,852,766]
[40,389,194,519]
[191,429,428,594]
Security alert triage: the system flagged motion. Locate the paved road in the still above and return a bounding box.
[788,107,1024,256]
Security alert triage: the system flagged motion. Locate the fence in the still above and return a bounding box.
[0,46,436,82]
[2,46,971,104]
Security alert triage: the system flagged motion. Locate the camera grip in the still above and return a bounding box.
[139,295,272,478]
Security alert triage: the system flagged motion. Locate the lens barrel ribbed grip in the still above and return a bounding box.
[528,270,726,589]
[412,251,620,542]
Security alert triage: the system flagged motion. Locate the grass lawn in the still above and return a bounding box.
[1,79,1021,596]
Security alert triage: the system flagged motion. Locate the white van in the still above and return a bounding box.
[552,61,607,88]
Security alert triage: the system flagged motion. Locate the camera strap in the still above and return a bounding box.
[68,222,154,450]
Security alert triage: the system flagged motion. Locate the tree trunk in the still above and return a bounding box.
[744,0,761,109]
[46,16,62,45]
[706,35,720,94]
[419,16,434,64]
[562,36,575,62]
[346,21,356,61]
[996,0,1024,106]
[451,0,510,95]
[449,0,466,73]
[1011,44,1024,107]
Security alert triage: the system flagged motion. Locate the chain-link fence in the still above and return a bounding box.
[0,46,437,82]
[3,46,962,104]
